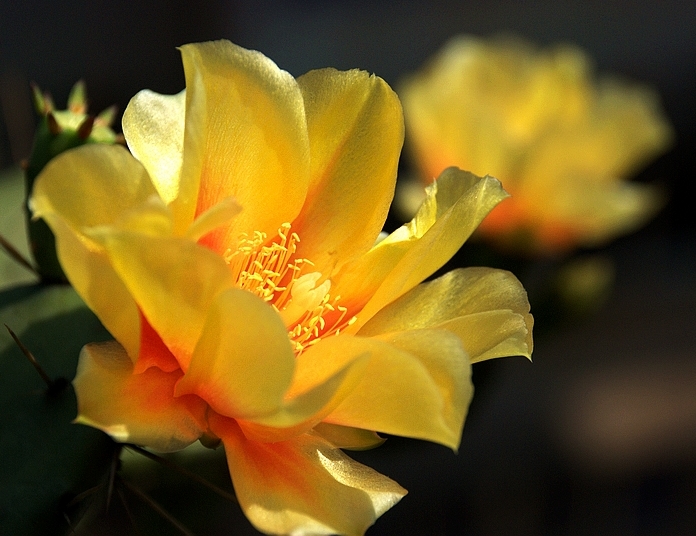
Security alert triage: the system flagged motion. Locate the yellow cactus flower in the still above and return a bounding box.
[31,40,532,535]
[401,35,673,253]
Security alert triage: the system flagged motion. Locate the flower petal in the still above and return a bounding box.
[31,145,160,358]
[358,267,533,362]
[312,331,472,450]
[237,341,370,443]
[210,414,406,536]
[313,423,385,451]
[122,89,186,206]
[178,40,310,248]
[89,229,234,368]
[174,288,295,420]
[293,68,403,274]
[74,341,207,452]
[334,168,507,330]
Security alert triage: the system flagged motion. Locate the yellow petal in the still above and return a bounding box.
[358,267,533,362]
[293,68,403,274]
[89,229,234,367]
[210,414,406,536]
[31,144,158,230]
[313,423,385,451]
[178,40,310,247]
[74,341,207,452]
[122,89,186,206]
[313,332,472,450]
[335,168,507,330]
[31,145,160,358]
[174,288,295,420]
[238,342,370,443]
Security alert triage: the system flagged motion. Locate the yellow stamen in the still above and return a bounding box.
[224,223,356,354]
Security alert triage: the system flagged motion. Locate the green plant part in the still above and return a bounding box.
[0,284,116,534]
[24,81,119,283]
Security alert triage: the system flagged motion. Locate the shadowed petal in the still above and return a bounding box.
[293,68,403,274]
[89,230,234,368]
[174,288,295,420]
[210,414,406,536]
[74,341,207,452]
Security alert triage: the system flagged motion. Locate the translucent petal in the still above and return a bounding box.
[237,342,370,443]
[122,89,186,206]
[293,68,403,274]
[334,169,508,330]
[31,145,160,358]
[358,267,533,362]
[210,414,406,536]
[315,332,472,450]
[74,341,207,452]
[178,40,310,249]
[174,288,295,420]
[89,229,234,368]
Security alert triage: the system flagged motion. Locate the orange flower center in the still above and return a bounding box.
[224,223,356,355]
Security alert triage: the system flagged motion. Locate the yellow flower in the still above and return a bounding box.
[31,40,532,535]
[400,35,673,253]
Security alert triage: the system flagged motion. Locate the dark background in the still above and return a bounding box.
[2,1,695,534]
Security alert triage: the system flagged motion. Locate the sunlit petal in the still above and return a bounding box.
[178,40,310,247]
[89,229,234,367]
[359,267,533,362]
[74,341,207,452]
[335,169,507,330]
[293,68,403,274]
[310,332,472,450]
[210,413,406,536]
[174,288,295,419]
[122,89,186,206]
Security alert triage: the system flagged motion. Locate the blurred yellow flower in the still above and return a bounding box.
[400,35,673,253]
[32,40,532,535]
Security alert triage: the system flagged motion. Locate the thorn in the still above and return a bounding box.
[62,512,78,535]
[77,115,94,140]
[106,443,122,513]
[46,112,62,135]
[5,324,53,388]
[64,484,104,509]
[126,444,237,503]
[119,476,195,536]
[117,486,144,536]
[0,234,38,276]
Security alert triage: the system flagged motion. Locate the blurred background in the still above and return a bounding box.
[1,1,695,534]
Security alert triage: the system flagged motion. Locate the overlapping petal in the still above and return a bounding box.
[293,68,403,274]
[74,341,207,452]
[335,168,507,330]
[174,288,296,419]
[122,89,186,206]
[295,330,472,449]
[359,267,533,362]
[87,229,234,367]
[210,414,406,536]
[31,145,160,358]
[179,40,310,247]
